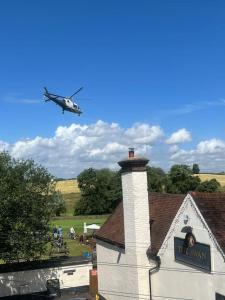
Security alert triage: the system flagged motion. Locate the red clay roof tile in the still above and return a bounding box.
[96,193,184,254]
[191,192,225,253]
[96,192,225,255]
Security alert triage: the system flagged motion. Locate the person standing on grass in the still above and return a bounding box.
[58,226,63,238]
[69,226,75,239]
[53,225,58,239]
[79,234,84,244]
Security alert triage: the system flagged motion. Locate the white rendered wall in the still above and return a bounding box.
[152,194,225,300]
[0,262,92,297]
[97,193,225,300]
[97,240,154,300]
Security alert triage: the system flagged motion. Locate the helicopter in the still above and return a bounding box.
[43,87,83,115]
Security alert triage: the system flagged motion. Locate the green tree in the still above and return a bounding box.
[192,163,200,174]
[0,152,58,263]
[146,166,166,192]
[74,168,122,215]
[52,191,66,216]
[165,164,201,194]
[196,179,220,192]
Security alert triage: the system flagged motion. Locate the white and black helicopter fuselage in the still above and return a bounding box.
[43,87,83,115]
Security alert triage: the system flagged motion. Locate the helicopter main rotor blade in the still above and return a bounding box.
[70,87,83,98]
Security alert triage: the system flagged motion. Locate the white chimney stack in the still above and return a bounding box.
[118,148,151,252]
[118,149,151,297]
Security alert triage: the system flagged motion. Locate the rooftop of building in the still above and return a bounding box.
[95,192,225,256]
[0,256,92,274]
[0,288,92,300]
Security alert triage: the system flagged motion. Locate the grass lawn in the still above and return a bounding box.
[47,239,91,257]
[49,215,108,257]
[52,180,109,258]
[51,215,108,235]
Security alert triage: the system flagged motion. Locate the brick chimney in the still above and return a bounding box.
[118,149,150,252]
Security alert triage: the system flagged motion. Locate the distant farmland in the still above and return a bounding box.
[196,174,225,187]
[55,174,225,215]
[55,175,225,194]
[55,179,80,194]
[55,179,80,215]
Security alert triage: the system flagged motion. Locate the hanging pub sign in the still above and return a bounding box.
[174,234,211,271]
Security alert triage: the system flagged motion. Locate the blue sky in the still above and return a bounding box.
[0,0,225,177]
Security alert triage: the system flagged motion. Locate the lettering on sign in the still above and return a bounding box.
[174,237,211,271]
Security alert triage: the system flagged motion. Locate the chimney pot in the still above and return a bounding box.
[118,150,149,173]
[128,147,135,158]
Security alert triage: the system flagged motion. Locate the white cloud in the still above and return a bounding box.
[125,123,164,144]
[169,138,225,172]
[166,128,192,144]
[0,120,163,178]
[1,120,225,176]
[168,145,179,153]
[196,139,225,154]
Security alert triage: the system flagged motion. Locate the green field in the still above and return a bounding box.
[52,179,109,257]
[49,215,108,257]
[51,215,108,235]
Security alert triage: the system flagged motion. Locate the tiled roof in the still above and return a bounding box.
[191,192,225,253]
[96,192,225,255]
[95,193,184,254]
[149,193,184,254]
[95,201,125,248]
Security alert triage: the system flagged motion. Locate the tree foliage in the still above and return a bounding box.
[165,164,221,194]
[74,168,122,215]
[51,191,66,216]
[192,163,200,174]
[0,152,59,263]
[165,164,201,194]
[196,179,220,192]
[75,164,223,216]
[146,166,166,192]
